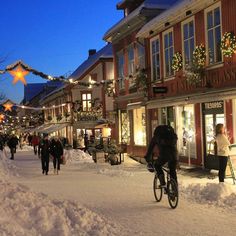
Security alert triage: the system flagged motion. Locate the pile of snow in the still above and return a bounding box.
[181,182,236,211]
[97,166,134,177]
[0,180,123,236]
[64,149,93,164]
[0,149,19,179]
[17,145,34,152]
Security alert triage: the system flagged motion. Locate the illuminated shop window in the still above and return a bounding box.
[133,107,146,146]
[176,105,196,158]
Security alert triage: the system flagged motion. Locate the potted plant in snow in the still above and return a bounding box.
[104,140,121,165]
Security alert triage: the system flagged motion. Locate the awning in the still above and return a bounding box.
[43,123,68,134]
[127,101,144,110]
[95,123,110,129]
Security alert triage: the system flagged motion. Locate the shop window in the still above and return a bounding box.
[163,29,174,78]
[133,107,146,146]
[119,111,130,144]
[151,36,160,81]
[176,105,196,158]
[160,106,175,128]
[205,3,222,64]
[82,93,91,111]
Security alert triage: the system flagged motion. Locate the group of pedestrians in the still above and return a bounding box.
[38,134,64,175]
[0,133,19,160]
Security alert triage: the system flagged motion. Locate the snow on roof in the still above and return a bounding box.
[137,0,212,38]
[69,44,113,81]
[103,0,171,41]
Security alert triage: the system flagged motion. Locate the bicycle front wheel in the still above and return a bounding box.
[167,179,179,209]
[153,174,163,202]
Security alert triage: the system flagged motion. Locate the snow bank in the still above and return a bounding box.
[181,182,236,210]
[17,145,34,152]
[97,166,134,177]
[64,149,93,164]
[0,180,123,236]
[0,149,19,179]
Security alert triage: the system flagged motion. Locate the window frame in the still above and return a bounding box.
[137,42,145,69]
[127,43,135,76]
[204,1,222,66]
[81,92,92,112]
[162,28,175,79]
[181,16,196,69]
[116,50,125,89]
[150,35,161,82]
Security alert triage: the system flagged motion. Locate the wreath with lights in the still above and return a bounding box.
[172,52,183,72]
[185,44,206,85]
[220,32,236,57]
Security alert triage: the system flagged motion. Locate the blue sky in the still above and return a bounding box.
[0,0,177,103]
[0,0,123,102]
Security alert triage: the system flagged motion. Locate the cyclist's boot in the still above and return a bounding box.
[158,174,166,187]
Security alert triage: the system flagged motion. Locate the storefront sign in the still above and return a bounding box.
[153,86,168,94]
[202,101,224,114]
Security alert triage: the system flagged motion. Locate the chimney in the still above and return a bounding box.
[88,49,96,57]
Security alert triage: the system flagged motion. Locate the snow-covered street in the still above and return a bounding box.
[1,147,236,236]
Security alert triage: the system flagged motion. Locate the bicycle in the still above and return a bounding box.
[148,164,179,209]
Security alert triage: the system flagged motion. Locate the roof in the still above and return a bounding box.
[103,0,172,42]
[137,0,212,38]
[24,83,45,102]
[69,43,113,80]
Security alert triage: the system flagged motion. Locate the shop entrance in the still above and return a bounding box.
[202,101,224,170]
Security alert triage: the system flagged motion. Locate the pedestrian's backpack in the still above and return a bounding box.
[153,125,178,146]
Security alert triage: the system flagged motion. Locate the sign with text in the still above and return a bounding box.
[202,100,224,114]
[153,86,168,94]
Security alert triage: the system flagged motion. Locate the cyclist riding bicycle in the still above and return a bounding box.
[145,125,178,187]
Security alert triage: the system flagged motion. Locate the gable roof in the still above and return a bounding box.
[103,0,173,42]
[69,43,113,81]
[23,83,45,102]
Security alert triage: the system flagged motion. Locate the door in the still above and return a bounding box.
[202,101,224,170]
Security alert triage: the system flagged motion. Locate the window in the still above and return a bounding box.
[182,18,195,67]
[137,43,145,69]
[205,4,222,64]
[151,37,161,81]
[133,107,146,146]
[117,51,124,89]
[82,93,91,111]
[128,45,135,76]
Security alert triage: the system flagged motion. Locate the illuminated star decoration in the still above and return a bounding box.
[8,65,29,85]
[3,103,13,112]
[0,114,5,122]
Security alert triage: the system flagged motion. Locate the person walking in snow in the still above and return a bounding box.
[215,123,230,182]
[50,136,64,175]
[38,134,51,175]
[7,135,19,160]
[32,133,40,155]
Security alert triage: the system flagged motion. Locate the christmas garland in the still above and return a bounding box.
[220,32,236,57]
[193,44,206,68]
[172,52,183,72]
[0,60,113,87]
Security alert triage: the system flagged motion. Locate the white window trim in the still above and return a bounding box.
[150,34,161,82]
[204,1,223,65]
[162,27,174,79]
[181,16,196,69]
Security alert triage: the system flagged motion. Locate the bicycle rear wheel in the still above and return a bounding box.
[167,179,178,209]
[153,174,163,202]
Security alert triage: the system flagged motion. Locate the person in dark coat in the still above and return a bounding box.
[7,135,19,160]
[50,137,64,174]
[38,134,51,175]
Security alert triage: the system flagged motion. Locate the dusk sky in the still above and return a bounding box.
[0,0,177,103]
[0,0,123,103]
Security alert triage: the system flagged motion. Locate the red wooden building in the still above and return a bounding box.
[136,0,236,168]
